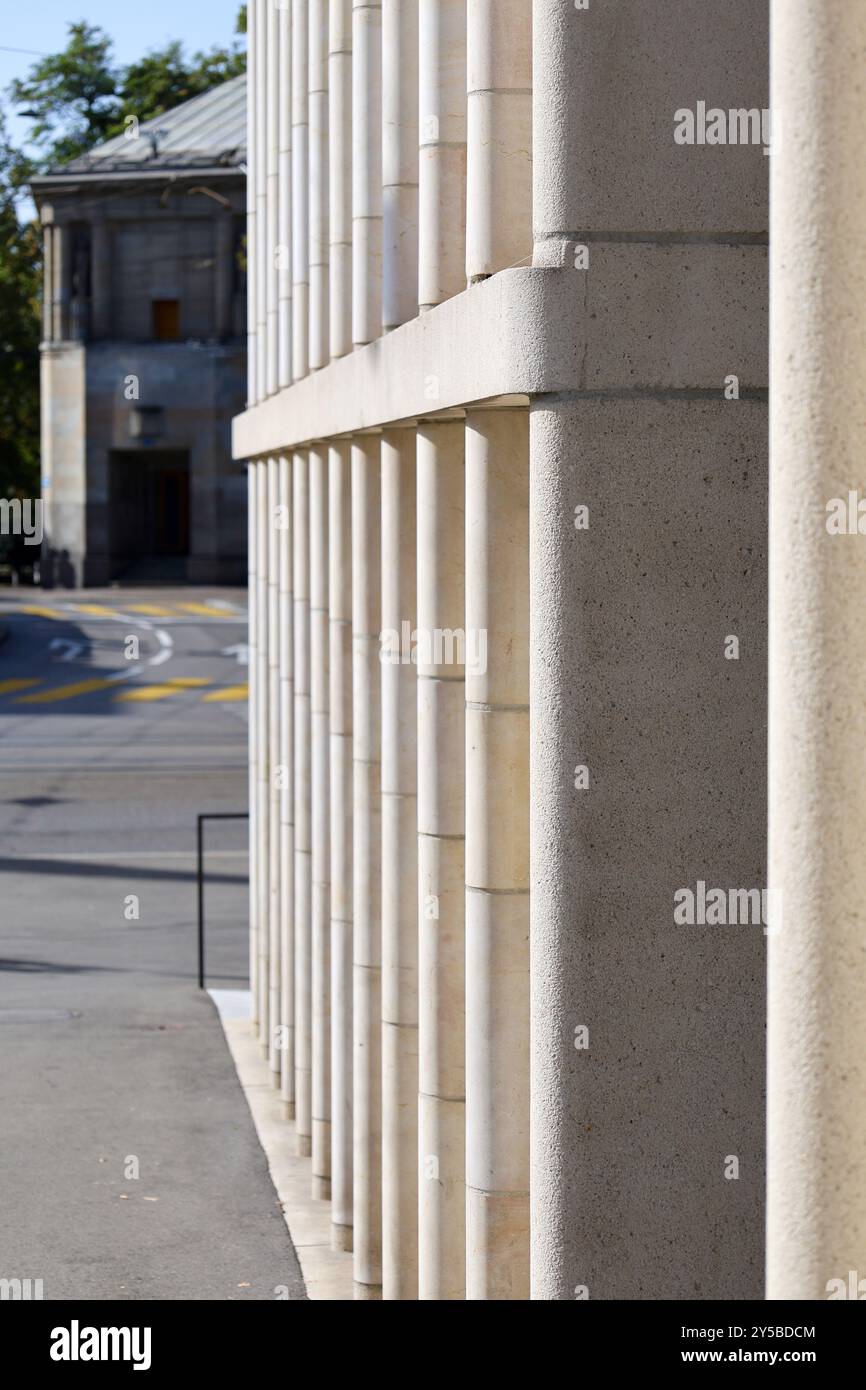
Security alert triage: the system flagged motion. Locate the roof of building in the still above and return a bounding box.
[36,74,246,183]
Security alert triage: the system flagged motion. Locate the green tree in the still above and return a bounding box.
[110,38,246,139]
[0,111,40,498]
[9,21,119,168]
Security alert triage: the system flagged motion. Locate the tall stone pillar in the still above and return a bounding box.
[464,408,530,1298]
[255,0,268,395]
[310,443,332,1196]
[248,464,259,1024]
[266,0,279,392]
[329,438,354,1249]
[309,0,330,369]
[278,1,293,388]
[278,454,296,1114]
[352,0,382,346]
[294,450,313,1155]
[246,0,259,402]
[268,457,282,1082]
[465,0,531,281]
[381,424,419,1299]
[382,0,419,331]
[52,221,70,342]
[529,0,768,1299]
[329,1,353,359]
[42,221,54,342]
[417,416,466,1300]
[256,460,271,1050]
[352,431,383,1297]
[767,0,866,1300]
[292,0,310,380]
[90,216,110,339]
[418,1,466,309]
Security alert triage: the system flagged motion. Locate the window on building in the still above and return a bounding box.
[152,299,180,340]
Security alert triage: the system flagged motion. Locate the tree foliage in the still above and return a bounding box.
[0,112,40,498]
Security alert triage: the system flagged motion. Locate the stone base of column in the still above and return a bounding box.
[332,1223,353,1253]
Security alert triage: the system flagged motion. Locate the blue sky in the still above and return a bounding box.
[0,1,245,148]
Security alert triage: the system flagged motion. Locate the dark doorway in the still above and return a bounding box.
[109,450,190,581]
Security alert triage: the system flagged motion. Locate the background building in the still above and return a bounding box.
[236,0,866,1301]
[32,75,247,587]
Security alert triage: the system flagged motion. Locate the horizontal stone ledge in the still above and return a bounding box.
[234,247,767,460]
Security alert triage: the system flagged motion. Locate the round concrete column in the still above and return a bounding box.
[292,0,310,380]
[278,2,293,389]
[255,0,267,395]
[256,460,270,1050]
[309,0,330,370]
[329,438,354,1248]
[418,1,467,309]
[248,463,259,1023]
[382,0,419,331]
[268,457,282,1081]
[266,0,279,395]
[466,0,531,281]
[381,424,419,1299]
[293,450,313,1155]
[464,408,530,1298]
[310,444,332,1196]
[246,1,258,400]
[329,1,353,359]
[352,0,383,346]
[417,416,466,1300]
[278,454,295,1114]
[767,0,866,1300]
[352,432,383,1297]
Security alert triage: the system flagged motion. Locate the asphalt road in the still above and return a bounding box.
[0,589,305,1301]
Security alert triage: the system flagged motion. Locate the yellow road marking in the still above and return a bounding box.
[202,684,248,703]
[126,604,174,617]
[116,677,211,702]
[67,603,117,618]
[176,602,235,618]
[18,678,115,704]
[0,678,41,695]
[18,605,63,619]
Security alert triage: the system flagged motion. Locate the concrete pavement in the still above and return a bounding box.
[0,589,306,1301]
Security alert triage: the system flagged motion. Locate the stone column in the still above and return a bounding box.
[381,424,419,1299]
[329,0,353,359]
[248,463,259,1024]
[529,0,768,1300]
[767,0,866,1300]
[329,437,354,1249]
[418,1,466,310]
[292,0,310,380]
[90,216,110,339]
[42,221,54,342]
[382,0,419,331]
[256,460,271,1050]
[294,450,313,1155]
[278,454,295,1114]
[52,221,70,342]
[278,1,293,389]
[246,0,258,402]
[352,0,383,346]
[255,0,268,395]
[417,416,466,1300]
[215,213,234,341]
[309,0,330,369]
[464,407,530,1298]
[268,457,282,1082]
[465,0,531,281]
[310,443,332,1196]
[266,0,279,391]
[352,431,383,1297]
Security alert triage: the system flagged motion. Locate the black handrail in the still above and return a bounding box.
[196,812,249,990]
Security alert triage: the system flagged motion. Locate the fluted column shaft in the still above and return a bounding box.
[246,0,258,400]
[464,408,530,1298]
[292,0,310,379]
[256,460,271,1048]
[466,0,531,281]
[294,450,313,1155]
[266,0,280,394]
[309,0,330,369]
[278,454,295,1113]
[310,444,332,1195]
[352,433,383,1297]
[255,0,268,395]
[418,1,467,309]
[382,0,419,331]
[248,463,259,1022]
[329,438,354,1248]
[268,457,282,1079]
[277,2,293,389]
[329,1,353,358]
[352,1,383,346]
[417,417,466,1299]
[381,425,419,1298]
